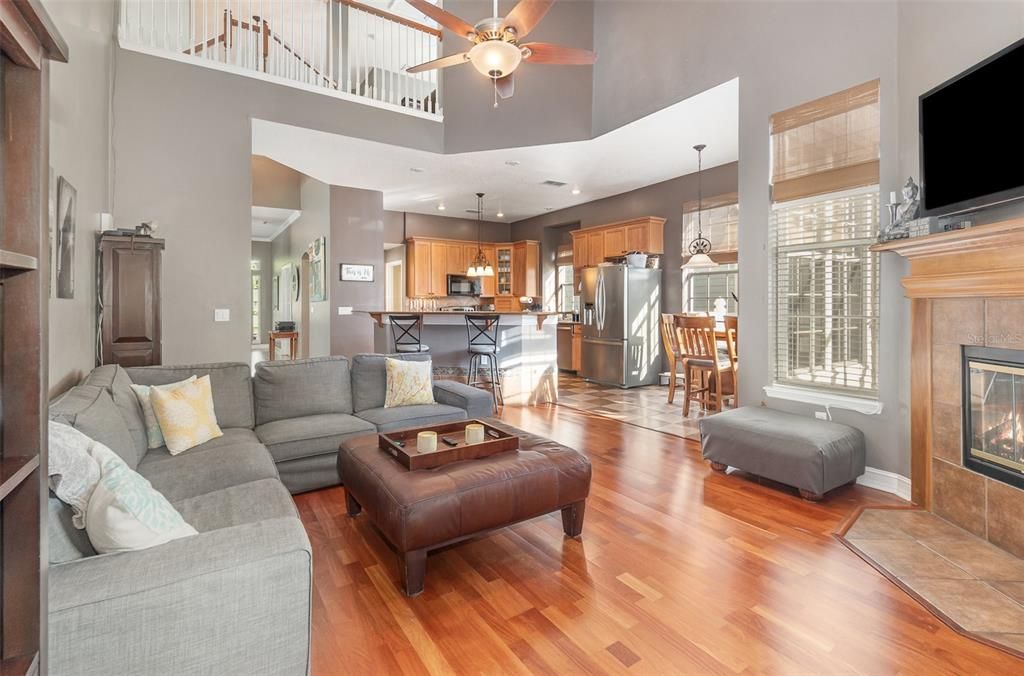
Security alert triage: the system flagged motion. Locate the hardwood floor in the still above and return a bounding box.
[295,405,1023,674]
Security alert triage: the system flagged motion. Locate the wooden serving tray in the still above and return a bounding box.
[378,420,519,470]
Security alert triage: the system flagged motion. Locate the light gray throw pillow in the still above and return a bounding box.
[48,420,101,528]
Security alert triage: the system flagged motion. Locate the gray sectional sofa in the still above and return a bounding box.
[47,353,492,676]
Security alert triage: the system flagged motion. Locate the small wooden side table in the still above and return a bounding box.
[268,331,299,360]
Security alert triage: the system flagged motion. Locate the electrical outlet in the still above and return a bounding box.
[814,411,828,420]
[214,309,230,322]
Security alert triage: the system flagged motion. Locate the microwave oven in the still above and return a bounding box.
[446,274,482,296]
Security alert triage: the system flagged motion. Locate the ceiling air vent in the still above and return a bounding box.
[464,209,481,214]
[541,179,568,188]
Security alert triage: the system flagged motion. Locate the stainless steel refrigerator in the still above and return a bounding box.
[580,265,662,388]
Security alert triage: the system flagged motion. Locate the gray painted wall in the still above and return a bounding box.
[512,163,739,317]
[250,241,274,343]
[589,1,908,477]
[111,46,442,365]
[385,211,511,244]
[252,156,301,210]
[47,0,115,396]
[441,0,593,152]
[271,176,332,357]
[330,186,385,356]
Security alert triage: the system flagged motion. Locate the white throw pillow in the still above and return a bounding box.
[47,420,102,529]
[85,442,197,554]
[384,358,435,408]
[130,376,196,449]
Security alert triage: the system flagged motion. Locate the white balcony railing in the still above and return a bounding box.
[118,0,443,117]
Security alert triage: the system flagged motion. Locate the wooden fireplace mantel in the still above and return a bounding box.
[871,218,1024,298]
[873,217,1024,507]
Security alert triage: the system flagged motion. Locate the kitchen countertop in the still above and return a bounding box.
[363,310,560,330]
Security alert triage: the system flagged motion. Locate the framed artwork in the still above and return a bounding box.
[56,176,77,299]
[272,275,280,311]
[279,264,293,321]
[308,236,327,301]
[48,166,56,298]
[340,263,374,282]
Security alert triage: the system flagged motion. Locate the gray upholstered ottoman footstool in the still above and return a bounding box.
[699,406,866,500]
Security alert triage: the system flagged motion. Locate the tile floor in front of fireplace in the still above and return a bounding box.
[842,507,1024,656]
[556,372,734,439]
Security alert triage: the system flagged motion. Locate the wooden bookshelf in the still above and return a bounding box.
[1,2,67,674]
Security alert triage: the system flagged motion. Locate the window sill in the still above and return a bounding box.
[762,384,884,416]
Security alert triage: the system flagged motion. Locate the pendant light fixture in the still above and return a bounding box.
[467,192,495,277]
[684,143,719,269]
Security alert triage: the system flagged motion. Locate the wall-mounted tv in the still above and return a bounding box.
[920,37,1024,217]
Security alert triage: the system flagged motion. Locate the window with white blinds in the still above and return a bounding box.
[682,194,739,265]
[686,265,738,315]
[770,80,881,397]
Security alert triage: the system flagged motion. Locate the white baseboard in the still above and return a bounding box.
[856,466,912,501]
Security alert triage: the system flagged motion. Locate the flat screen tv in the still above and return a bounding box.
[920,37,1024,217]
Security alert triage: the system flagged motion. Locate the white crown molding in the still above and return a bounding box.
[856,467,912,501]
[251,209,302,242]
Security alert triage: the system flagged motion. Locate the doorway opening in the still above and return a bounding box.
[386,259,403,311]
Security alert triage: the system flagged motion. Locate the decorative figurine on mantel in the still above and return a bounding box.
[879,177,921,242]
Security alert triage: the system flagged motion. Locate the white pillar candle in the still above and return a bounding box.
[465,423,485,445]
[417,431,437,453]
[890,191,898,204]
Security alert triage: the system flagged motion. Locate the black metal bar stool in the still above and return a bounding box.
[389,315,430,353]
[465,314,503,407]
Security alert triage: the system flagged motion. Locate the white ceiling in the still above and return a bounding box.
[252,78,738,223]
[252,206,301,240]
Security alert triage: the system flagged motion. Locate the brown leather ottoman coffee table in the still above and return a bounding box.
[338,419,592,596]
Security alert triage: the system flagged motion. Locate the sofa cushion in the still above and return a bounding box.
[356,404,466,433]
[49,385,140,469]
[84,364,149,462]
[253,356,353,425]
[137,429,278,502]
[172,478,298,532]
[48,496,97,563]
[256,413,376,463]
[351,352,431,413]
[125,362,254,429]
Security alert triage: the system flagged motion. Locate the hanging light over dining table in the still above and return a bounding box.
[684,143,719,269]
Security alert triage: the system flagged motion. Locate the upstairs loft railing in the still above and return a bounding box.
[118,0,443,117]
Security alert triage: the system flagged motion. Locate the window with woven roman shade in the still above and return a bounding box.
[769,80,880,397]
[682,192,739,265]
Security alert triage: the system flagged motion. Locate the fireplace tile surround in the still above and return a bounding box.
[872,220,1024,560]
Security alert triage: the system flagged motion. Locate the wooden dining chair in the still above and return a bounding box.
[724,314,738,406]
[675,315,735,415]
[660,314,684,403]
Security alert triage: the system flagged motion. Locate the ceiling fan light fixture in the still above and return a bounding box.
[468,40,523,78]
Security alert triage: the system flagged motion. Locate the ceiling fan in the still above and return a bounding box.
[404,0,597,102]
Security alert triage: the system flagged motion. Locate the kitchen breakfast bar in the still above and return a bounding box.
[366,311,561,405]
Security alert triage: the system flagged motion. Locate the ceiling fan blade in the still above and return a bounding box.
[405,0,477,40]
[495,73,515,99]
[501,0,554,40]
[522,42,597,65]
[406,52,469,73]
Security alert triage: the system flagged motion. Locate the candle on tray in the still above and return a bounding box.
[417,431,437,453]
[465,423,485,445]
[889,190,898,204]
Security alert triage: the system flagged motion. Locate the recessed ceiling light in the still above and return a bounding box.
[571,187,581,195]
[410,167,425,173]
[496,211,505,218]
[437,204,446,211]
[505,160,521,167]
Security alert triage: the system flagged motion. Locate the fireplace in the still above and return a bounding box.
[963,345,1024,490]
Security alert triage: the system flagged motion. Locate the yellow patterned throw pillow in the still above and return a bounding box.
[150,375,223,454]
[384,358,435,408]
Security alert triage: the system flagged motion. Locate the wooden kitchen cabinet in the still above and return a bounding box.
[571,324,582,371]
[512,240,540,298]
[603,227,626,258]
[493,296,516,312]
[586,231,605,267]
[405,237,538,299]
[573,234,588,269]
[570,217,667,271]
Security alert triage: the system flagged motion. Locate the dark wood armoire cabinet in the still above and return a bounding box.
[98,234,164,367]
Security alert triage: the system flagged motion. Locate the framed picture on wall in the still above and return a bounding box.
[308,236,327,301]
[272,275,280,311]
[340,263,374,282]
[56,176,77,299]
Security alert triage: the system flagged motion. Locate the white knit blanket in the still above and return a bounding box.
[48,420,101,529]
